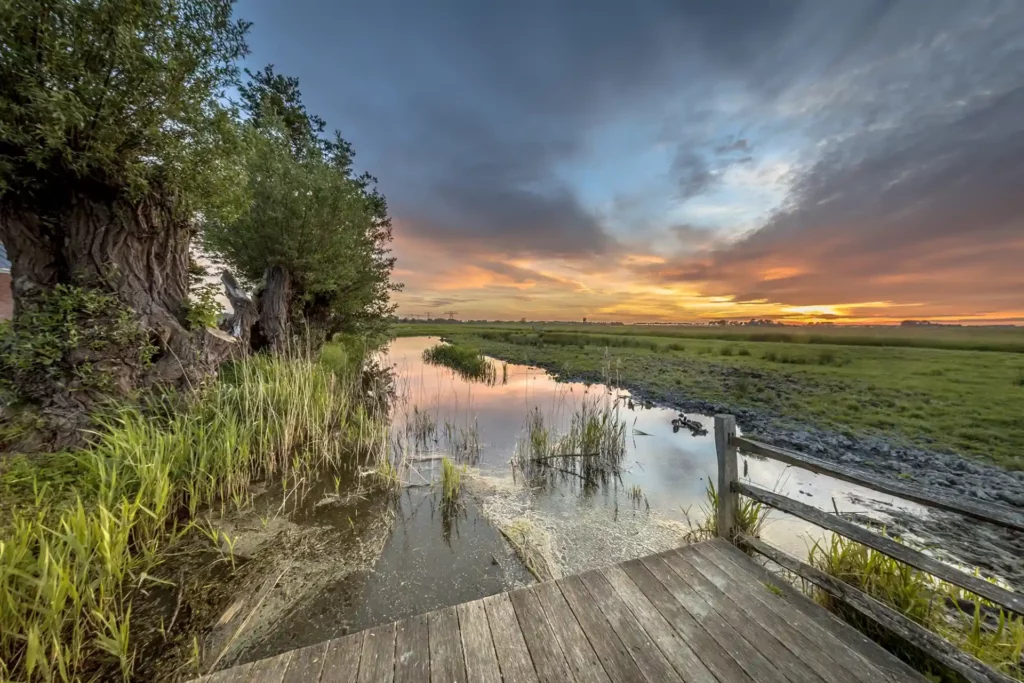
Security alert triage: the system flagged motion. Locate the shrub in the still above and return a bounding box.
[0,284,156,402]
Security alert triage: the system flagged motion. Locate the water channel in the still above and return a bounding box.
[210,336,926,668]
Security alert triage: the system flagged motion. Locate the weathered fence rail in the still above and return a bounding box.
[714,414,1024,683]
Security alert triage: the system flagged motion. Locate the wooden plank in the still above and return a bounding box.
[320,632,365,682]
[645,551,832,683]
[283,642,328,683]
[716,414,739,538]
[620,558,771,683]
[358,622,396,683]
[683,542,886,683]
[599,565,719,683]
[739,535,1017,683]
[735,481,1024,616]
[698,540,927,683]
[457,599,502,682]
[205,662,254,683]
[578,570,684,683]
[509,586,575,683]
[732,436,1024,533]
[483,593,539,683]
[249,651,293,683]
[429,606,468,683]
[394,614,430,683]
[557,576,647,683]
[530,581,610,683]
[712,540,929,683]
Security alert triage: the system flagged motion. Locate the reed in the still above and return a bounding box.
[0,351,385,682]
[422,343,495,382]
[440,457,464,511]
[809,535,1024,679]
[682,480,770,542]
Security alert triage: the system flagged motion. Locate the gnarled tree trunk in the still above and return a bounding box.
[258,264,291,353]
[0,188,227,445]
[220,270,259,351]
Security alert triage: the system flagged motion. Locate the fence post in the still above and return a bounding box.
[715,414,738,540]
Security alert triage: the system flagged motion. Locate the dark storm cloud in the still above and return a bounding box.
[240,0,1024,318]
[239,0,808,258]
[642,1,1024,313]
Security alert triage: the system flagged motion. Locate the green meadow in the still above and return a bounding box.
[398,323,1024,470]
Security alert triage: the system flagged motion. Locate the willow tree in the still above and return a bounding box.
[205,68,397,352]
[0,0,249,435]
[204,117,398,351]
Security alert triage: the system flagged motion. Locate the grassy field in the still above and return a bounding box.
[397,323,1024,470]
[402,321,1024,353]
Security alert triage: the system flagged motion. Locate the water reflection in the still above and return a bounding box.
[218,335,926,666]
[387,337,925,565]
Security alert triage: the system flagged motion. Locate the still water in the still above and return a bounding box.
[219,336,919,665]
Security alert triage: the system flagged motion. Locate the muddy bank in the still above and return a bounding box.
[506,357,1024,588]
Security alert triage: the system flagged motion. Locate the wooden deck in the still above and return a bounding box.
[197,539,926,682]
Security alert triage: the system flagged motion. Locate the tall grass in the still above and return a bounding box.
[514,394,627,488]
[810,535,1024,679]
[422,343,495,382]
[682,480,770,542]
[440,457,464,511]
[0,352,385,682]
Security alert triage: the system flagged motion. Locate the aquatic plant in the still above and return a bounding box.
[422,343,495,382]
[513,393,627,490]
[0,351,386,682]
[809,535,1024,679]
[406,405,437,447]
[440,457,465,510]
[442,418,481,461]
[682,480,770,542]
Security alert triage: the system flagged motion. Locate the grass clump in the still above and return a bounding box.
[514,395,627,490]
[810,535,1024,679]
[422,342,495,382]
[0,351,384,682]
[683,480,770,542]
[440,457,465,511]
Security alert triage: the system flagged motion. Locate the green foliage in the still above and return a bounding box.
[440,456,464,512]
[0,349,386,681]
[203,115,398,337]
[683,481,770,542]
[184,282,222,330]
[397,321,1024,354]
[810,536,1024,679]
[0,0,250,218]
[0,284,155,399]
[422,343,494,382]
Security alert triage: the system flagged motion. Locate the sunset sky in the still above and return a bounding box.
[238,0,1024,325]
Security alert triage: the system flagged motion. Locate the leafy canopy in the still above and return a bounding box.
[204,117,397,335]
[205,66,397,336]
[0,0,249,214]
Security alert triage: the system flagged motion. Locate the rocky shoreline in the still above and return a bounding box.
[516,357,1024,588]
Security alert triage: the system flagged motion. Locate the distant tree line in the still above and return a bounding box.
[0,0,398,444]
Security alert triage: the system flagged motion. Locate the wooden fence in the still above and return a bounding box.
[713,414,1024,683]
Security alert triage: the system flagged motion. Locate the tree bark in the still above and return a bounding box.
[258,264,292,353]
[220,269,259,351]
[0,188,216,445]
